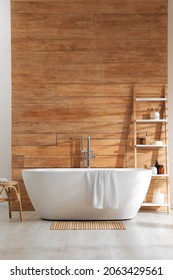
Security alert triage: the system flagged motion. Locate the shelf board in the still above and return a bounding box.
[152,174,168,177]
[142,202,169,207]
[136,119,167,123]
[136,144,167,148]
[135,98,166,101]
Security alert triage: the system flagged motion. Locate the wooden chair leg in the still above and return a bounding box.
[5,188,12,219]
[16,183,23,222]
[17,193,23,222]
[13,186,23,222]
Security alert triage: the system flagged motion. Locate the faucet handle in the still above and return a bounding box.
[92,154,96,160]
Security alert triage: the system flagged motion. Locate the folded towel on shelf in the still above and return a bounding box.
[0,178,8,183]
[86,170,118,209]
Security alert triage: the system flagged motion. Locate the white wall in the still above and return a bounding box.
[168,0,173,207]
[0,0,11,180]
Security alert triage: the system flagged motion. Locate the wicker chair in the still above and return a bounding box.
[0,181,23,222]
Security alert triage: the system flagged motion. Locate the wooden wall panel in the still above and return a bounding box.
[11,0,167,210]
[11,2,167,15]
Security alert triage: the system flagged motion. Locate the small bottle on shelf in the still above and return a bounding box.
[155,160,159,174]
[136,134,141,144]
[159,165,164,174]
[151,164,157,175]
[140,137,146,145]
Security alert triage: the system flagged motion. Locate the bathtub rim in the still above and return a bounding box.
[22,167,152,173]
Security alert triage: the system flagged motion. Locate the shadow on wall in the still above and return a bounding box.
[70,138,81,167]
[116,86,133,168]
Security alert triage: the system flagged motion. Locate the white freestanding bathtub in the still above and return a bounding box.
[22,168,152,220]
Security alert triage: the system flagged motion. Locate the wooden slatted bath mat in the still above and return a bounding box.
[50,221,125,230]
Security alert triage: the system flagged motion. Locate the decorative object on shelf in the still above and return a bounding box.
[155,160,160,174]
[152,190,164,205]
[153,140,163,145]
[136,134,141,144]
[151,164,157,175]
[140,137,146,145]
[158,165,164,174]
[0,178,8,183]
[146,108,151,119]
[154,161,164,174]
[153,106,161,120]
[138,132,150,145]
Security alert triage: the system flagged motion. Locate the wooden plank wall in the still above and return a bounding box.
[11,0,167,210]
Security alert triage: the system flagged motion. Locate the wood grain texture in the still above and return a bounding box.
[11,0,168,210]
[11,1,167,15]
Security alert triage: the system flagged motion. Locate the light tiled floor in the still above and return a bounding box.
[0,205,173,260]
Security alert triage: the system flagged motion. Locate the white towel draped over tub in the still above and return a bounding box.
[86,170,118,209]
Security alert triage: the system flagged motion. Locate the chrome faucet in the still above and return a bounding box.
[81,135,96,168]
